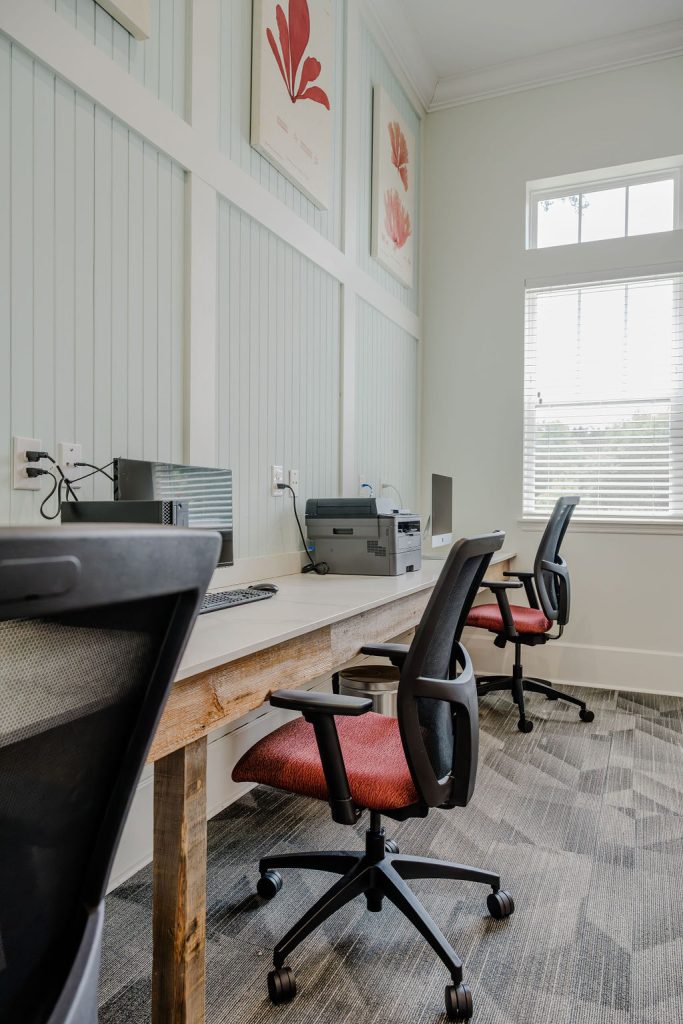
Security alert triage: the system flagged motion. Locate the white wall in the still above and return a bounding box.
[422,57,683,694]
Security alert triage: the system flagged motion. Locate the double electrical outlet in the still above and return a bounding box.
[271,465,299,497]
[13,436,82,490]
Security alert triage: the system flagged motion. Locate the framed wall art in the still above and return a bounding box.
[371,85,415,287]
[251,0,333,209]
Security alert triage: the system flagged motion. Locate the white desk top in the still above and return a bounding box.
[177,550,515,682]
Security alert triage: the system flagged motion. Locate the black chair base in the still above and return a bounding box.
[477,665,594,733]
[256,813,514,1022]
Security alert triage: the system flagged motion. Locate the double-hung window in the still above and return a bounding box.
[524,273,682,520]
[524,158,683,523]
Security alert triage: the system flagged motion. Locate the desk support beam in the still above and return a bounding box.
[152,736,208,1024]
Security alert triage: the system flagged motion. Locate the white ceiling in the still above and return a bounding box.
[370,0,683,111]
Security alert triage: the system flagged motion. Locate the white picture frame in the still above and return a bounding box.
[251,0,333,210]
[95,0,150,40]
[371,86,415,288]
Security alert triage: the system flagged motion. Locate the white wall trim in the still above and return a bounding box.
[466,630,683,697]
[429,18,683,110]
[358,0,435,115]
[0,0,421,340]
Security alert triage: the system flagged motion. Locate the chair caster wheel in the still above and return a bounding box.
[487,888,515,919]
[445,982,473,1021]
[385,839,400,854]
[518,718,533,733]
[580,708,594,722]
[267,966,296,1004]
[257,870,282,900]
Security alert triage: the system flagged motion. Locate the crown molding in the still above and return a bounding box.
[429,18,683,110]
[358,0,437,114]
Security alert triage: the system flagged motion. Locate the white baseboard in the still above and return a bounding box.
[464,628,683,697]
[108,676,332,893]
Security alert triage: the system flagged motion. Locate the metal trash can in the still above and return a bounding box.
[338,664,400,717]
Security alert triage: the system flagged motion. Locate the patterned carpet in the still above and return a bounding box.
[99,685,683,1023]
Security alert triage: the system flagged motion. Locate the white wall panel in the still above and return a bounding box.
[216,198,341,558]
[218,0,345,247]
[356,16,421,312]
[355,300,418,511]
[50,0,187,118]
[0,39,185,521]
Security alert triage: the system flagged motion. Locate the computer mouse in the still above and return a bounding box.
[248,582,279,594]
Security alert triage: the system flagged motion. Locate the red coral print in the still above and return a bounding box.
[384,188,411,249]
[266,0,330,109]
[388,121,409,191]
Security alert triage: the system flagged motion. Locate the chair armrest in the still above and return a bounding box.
[502,570,539,608]
[269,689,372,716]
[480,581,519,636]
[269,689,371,825]
[482,579,523,590]
[359,642,410,667]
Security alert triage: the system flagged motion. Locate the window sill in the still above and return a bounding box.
[519,517,683,536]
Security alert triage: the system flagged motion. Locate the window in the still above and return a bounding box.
[528,160,681,249]
[523,273,683,521]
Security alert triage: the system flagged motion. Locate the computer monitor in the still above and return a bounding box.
[431,473,453,548]
[113,458,234,566]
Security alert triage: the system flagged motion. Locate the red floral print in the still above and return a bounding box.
[388,121,409,191]
[266,0,330,109]
[384,188,411,249]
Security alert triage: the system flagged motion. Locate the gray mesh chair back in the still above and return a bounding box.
[0,526,219,1024]
[533,495,579,625]
[398,533,505,811]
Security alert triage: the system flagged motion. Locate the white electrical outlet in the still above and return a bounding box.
[13,436,43,490]
[289,468,299,496]
[271,464,284,496]
[57,441,82,482]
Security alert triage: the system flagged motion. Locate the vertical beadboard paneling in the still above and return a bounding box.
[0,36,10,524]
[356,18,420,313]
[217,197,341,559]
[218,0,344,247]
[0,39,185,523]
[9,45,35,523]
[50,0,187,118]
[355,300,418,511]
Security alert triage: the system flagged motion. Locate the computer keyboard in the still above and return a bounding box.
[200,588,276,614]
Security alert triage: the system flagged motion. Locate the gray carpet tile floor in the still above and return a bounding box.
[99,685,683,1023]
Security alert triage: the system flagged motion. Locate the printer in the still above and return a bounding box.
[305,498,421,576]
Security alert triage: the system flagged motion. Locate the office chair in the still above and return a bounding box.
[0,525,219,1024]
[466,495,593,733]
[233,533,514,1022]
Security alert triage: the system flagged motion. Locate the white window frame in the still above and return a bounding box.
[527,161,682,250]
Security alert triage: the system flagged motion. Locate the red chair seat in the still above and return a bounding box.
[467,603,552,635]
[233,711,418,812]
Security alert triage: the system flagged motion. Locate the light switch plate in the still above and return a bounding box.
[13,436,42,490]
[57,441,82,482]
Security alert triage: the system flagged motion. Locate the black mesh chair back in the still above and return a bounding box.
[533,495,579,626]
[397,533,504,811]
[0,526,219,1024]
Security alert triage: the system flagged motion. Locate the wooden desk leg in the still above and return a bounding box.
[152,736,208,1024]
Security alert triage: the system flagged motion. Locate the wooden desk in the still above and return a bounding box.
[148,552,514,1023]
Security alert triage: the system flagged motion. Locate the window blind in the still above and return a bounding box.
[524,273,683,520]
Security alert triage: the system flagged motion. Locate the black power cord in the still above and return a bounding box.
[277,483,329,575]
[74,460,114,482]
[27,451,114,519]
[30,469,62,521]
